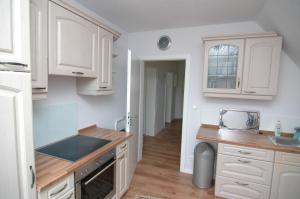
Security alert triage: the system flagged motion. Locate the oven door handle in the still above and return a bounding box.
[84,160,116,186]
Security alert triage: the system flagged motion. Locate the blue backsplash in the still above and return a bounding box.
[33,103,78,148]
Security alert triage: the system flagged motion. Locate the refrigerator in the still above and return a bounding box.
[0,0,37,198]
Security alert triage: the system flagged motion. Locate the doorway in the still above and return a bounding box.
[127,52,191,173]
[143,61,185,138]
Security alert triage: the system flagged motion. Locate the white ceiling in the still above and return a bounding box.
[74,0,300,67]
[74,0,267,32]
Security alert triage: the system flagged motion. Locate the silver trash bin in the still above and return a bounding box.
[192,142,215,188]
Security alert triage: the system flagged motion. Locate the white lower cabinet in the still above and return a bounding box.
[215,175,270,199]
[270,152,300,199]
[38,174,74,199]
[215,144,273,199]
[116,141,129,199]
[216,144,300,199]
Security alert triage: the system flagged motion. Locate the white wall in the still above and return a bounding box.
[33,0,129,135]
[128,21,300,173]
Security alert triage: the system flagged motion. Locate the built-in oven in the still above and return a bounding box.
[75,150,116,199]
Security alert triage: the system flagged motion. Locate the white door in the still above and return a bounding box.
[242,37,282,95]
[0,0,30,66]
[165,72,174,123]
[48,1,98,77]
[270,163,300,199]
[0,71,36,199]
[126,50,140,185]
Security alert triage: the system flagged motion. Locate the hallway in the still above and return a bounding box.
[123,120,217,199]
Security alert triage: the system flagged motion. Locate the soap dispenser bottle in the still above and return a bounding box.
[274,120,282,137]
[293,127,300,140]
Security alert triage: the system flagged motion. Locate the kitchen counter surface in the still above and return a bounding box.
[197,125,300,154]
[35,125,132,192]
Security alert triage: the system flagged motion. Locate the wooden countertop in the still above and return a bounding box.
[35,125,132,192]
[196,125,300,154]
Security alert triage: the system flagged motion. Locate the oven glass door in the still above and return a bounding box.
[81,158,116,199]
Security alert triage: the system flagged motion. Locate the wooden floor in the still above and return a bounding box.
[123,120,219,199]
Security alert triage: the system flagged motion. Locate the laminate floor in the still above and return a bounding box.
[123,120,219,199]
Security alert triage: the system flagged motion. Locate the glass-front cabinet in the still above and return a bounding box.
[203,39,244,93]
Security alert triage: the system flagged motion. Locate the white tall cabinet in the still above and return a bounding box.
[0,72,36,199]
[30,0,48,98]
[202,33,282,100]
[0,0,30,66]
[0,1,36,198]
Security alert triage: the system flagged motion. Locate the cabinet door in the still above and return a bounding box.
[49,1,98,77]
[30,0,48,92]
[242,37,282,95]
[203,39,244,94]
[98,28,113,90]
[217,154,273,185]
[215,175,270,199]
[270,163,300,199]
[0,72,36,199]
[116,151,128,198]
[0,0,30,66]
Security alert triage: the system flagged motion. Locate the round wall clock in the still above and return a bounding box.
[157,35,172,51]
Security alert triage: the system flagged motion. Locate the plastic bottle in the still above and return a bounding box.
[274,120,282,137]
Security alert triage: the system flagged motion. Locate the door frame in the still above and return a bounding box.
[139,54,191,173]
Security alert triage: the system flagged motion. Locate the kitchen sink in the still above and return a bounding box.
[269,136,300,148]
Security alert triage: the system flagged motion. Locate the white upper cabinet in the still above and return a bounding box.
[0,0,30,67]
[202,33,282,100]
[48,1,98,78]
[76,28,114,95]
[203,39,244,94]
[30,0,48,98]
[98,28,113,90]
[242,37,282,96]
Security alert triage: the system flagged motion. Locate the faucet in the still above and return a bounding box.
[293,127,300,140]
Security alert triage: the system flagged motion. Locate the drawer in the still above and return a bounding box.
[56,189,74,199]
[47,174,74,199]
[216,154,273,185]
[215,175,270,199]
[275,152,300,166]
[218,143,274,162]
[117,140,128,155]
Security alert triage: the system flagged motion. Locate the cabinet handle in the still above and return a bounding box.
[100,86,107,89]
[66,192,73,199]
[238,150,252,155]
[29,166,35,189]
[118,154,125,160]
[0,62,27,67]
[72,72,84,75]
[120,144,127,150]
[34,87,46,89]
[244,91,256,94]
[50,183,68,197]
[235,181,249,186]
[238,159,251,164]
[237,78,240,88]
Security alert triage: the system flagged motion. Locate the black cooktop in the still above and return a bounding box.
[36,135,111,162]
